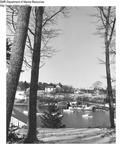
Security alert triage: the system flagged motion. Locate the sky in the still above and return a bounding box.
[18,7,112,88]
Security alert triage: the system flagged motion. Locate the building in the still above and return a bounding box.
[11,108,27,128]
[45,85,56,93]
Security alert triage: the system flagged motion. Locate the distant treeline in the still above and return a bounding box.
[18,81,74,93]
[18,81,115,97]
[18,81,58,91]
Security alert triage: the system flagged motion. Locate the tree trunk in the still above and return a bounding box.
[6,6,31,138]
[105,8,115,128]
[105,43,115,128]
[24,7,43,143]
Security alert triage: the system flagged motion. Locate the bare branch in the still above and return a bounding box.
[108,17,116,44]
[42,7,66,27]
[28,27,35,36]
[98,6,107,20]
[39,63,45,69]
[97,57,105,65]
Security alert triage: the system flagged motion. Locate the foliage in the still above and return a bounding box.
[91,81,103,90]
[40,103,65,128]
[18,81,75,94]
[61,85,74,93]
[104,97,115,103]
[18,81,30,91]
[38,82,56,90]
[7,124,25,143]
[7,124,18,143]
[37,93,74,104]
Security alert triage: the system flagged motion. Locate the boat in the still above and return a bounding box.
[82,114,93,118]
[82,105,96,111]
[63,108,75,113]
[63,107,76,113]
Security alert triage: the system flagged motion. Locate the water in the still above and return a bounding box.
[14,105,110,128]
[62,110,110,128]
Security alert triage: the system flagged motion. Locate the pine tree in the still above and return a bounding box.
[40,103,65,128]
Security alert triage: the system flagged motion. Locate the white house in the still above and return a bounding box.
[45,85,55,93]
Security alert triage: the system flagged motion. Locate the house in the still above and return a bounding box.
[11,108,27,128]
[45,85,56,93]
[37,90,45,95]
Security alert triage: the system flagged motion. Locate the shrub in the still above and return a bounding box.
[7,124,25,143]
[40,103,65,128]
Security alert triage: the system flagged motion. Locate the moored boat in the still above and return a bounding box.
[82,105,96,111]
[82,114,93,118]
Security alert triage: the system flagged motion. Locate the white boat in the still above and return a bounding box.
[63,108,75,113]
[82,105,96,111]
[82,114,93,118]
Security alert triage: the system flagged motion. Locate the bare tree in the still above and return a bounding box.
[24,7,44,143]
[93,6,116,128]
[24,7,69,143]
[6,6,31,138]
[6,6,68,70]
[91,81,103,90]
[6,6,69,143]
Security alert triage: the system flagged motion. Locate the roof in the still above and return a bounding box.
[12,108,27,124]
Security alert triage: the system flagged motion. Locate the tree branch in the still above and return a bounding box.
[108,17,116,44]
[42,7,66,27]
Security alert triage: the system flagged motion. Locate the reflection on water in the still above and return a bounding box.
[14,105,110,128]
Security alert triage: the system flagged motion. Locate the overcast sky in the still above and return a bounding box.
[19,7,111,88]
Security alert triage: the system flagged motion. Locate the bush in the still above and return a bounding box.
[7,124,20,143]
[7,124,25,143]
[40,103,65,128]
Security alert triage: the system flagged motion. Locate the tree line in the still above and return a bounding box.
[18,81,75,93]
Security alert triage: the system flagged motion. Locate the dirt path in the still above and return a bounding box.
[17,128,115,144]
[36,128,115,144]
